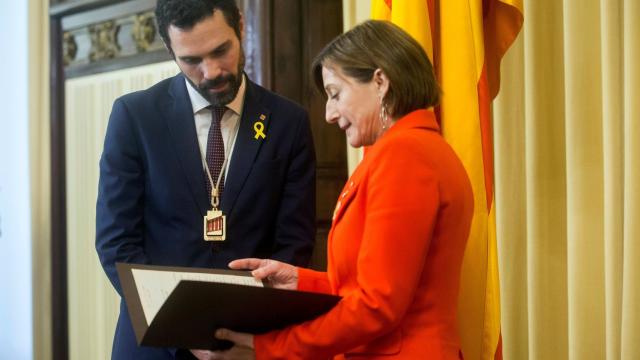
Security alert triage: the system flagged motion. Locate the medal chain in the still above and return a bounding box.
[200,108,241,210]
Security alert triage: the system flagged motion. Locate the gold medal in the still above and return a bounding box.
[204,209,226,241]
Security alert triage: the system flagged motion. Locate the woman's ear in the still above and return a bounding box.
[373,68,390,100]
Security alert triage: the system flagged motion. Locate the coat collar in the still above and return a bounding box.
[164,74,209,215]
[384,109,440,135]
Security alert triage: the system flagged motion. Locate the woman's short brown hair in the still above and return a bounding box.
[312,20,440,119]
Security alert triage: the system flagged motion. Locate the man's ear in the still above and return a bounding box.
[373,68,390,100]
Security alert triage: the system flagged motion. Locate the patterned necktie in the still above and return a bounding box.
[205,106,227,202]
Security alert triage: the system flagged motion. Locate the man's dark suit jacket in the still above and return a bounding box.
[96,73,316,359]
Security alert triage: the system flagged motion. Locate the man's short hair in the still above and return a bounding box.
[155,0,241,49]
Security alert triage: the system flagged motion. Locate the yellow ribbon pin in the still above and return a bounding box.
[254,121,266,140]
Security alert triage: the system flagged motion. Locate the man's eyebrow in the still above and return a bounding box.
[177,40,233,61]
[209,40,232,55]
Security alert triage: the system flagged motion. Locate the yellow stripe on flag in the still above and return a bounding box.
[438,4,492,360]
[371,1,523,360]
[371,0,433,61]
[390,1,433,61]
[371,0,391,21]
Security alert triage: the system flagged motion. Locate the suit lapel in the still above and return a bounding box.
[221,81,270,215]
[162,74,209,216]
[332,174,360,226]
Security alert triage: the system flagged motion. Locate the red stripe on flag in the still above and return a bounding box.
[427,0,436,40]
[477,64,494,210]
[494,332,503,360]
[428,0,442,128]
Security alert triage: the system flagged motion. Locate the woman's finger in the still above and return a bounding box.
[251,260,282,280]
[228,258,265,271]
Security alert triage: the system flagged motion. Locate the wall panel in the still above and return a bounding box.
[65,61,178,359]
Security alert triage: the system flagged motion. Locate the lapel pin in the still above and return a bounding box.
[254,121,266,140]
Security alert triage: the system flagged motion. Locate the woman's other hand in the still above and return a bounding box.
[190,329,254,360]
[229,258,298,290]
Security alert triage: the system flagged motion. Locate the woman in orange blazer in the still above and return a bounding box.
[202,20,474,360]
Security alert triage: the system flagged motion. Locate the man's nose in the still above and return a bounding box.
[201,58,222,80]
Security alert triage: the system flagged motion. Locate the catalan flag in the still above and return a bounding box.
[372,1,523,359]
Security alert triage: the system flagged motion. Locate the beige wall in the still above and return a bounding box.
[343,0,370,31]
[28,0,50,358]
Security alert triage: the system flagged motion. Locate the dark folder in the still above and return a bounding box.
[116,262,341,350]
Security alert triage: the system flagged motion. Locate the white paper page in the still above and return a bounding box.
[131,269,263,325]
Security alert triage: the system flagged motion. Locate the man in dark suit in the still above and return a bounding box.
[95,0,316,358]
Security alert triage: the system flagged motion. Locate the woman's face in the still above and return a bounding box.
[322,66,386,148]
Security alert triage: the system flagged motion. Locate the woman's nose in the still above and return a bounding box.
[325,103,338,124]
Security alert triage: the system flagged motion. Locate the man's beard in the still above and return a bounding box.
[190,48,245,106]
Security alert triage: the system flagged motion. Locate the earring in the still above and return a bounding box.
[379,102,389,130]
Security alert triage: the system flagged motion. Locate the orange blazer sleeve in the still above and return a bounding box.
[255,132,441,359]
[297,267,331,294]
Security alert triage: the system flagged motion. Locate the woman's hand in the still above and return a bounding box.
[190,329,254,360]
[229,258,298,290]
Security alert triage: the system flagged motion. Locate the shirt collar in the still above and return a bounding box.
[185,73,247,116]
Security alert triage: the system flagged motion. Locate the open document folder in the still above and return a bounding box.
[116,262,341,350]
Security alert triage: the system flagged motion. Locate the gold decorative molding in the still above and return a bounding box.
[63,32,78,66]
[132,12,156,52]
[62,7,168,75]
[89,20,120,62]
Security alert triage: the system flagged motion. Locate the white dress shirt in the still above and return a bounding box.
[185,75,247,182]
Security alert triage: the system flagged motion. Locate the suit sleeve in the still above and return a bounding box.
[269,110,316,267]
[254,138,440,359]
[95,98,149,295]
